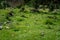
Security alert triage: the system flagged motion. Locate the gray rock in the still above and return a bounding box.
[0,22,3,30]
[0,26,3,30]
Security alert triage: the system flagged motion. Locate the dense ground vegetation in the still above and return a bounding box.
[0,0,60,40]
[0,8,60,40]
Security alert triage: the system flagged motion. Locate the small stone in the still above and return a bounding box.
[0,23,3,30]
[6,26,10,29]
[0,26,3,30]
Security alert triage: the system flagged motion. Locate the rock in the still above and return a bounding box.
[0,26,3,30]
[6,26,10,29]
[0,23,3,30]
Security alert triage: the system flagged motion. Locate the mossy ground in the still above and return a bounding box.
[0,8,60,40]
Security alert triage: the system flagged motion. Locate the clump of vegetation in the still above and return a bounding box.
[45,20,53,25]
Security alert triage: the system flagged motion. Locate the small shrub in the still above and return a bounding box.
[47,15,57,19]
[21,15,28,18]
[45,20,54,25]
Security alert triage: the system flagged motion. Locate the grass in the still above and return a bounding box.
[0,8,60,40]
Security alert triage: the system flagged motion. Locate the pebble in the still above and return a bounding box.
[6,26,10,29]
[0,23,3,30]
[0,26,3,30]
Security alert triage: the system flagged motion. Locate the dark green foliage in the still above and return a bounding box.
[19,19,23,21]
[20,7,25,12]
[6,16,11,21]
[0,0,60,11]
[5,11,14,21]
[24,0,30,4]
[45,20,54,25]
[0,1,10,9]
[13,29,19,32]
[47,16,57,19]
[21,15,28,18]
